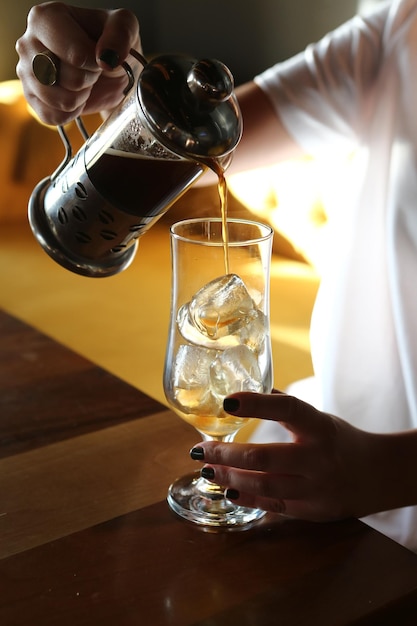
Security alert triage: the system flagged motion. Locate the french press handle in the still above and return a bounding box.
[52,49,147,181]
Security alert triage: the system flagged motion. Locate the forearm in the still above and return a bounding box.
[196,81,305,186]
[231,81,304,173]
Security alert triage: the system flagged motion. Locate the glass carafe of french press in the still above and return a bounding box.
[28,50,242,277]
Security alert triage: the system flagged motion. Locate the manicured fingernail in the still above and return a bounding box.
[225,488,240,501]
[201,466,215,480]
[99,49,120,69]
[190,446,204,461]
[223,397,240,413]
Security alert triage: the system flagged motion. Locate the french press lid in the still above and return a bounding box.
[137,54,242,161]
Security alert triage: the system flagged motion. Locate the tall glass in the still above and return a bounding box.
[164,218,273,529]
[163,217,274,528]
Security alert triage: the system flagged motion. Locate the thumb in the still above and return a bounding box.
[96,9,141,69]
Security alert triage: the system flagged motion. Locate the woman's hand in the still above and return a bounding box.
[191,391,417,522]
[16,2,142,125]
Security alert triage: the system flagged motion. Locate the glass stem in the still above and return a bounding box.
[199,432,236,444]
[194,431,238,509]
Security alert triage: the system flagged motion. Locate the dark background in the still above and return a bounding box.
[2,0,371,85]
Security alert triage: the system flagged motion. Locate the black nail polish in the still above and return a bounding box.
[99,49,120,69]
[190,446,204,461]
[201,466,215,480]
[223,397,240,413]
[225,488,240,501]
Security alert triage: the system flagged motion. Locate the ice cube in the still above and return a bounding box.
[241,309,268,353]
[190,274,255,338]
[172,344,220,415]
[210,345,264,398]
[178,274,264,350]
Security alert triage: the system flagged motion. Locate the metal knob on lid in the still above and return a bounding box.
[187,59,234,104]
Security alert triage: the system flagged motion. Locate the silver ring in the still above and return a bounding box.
[32,51,59,86]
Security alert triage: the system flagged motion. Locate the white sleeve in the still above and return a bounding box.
[254,4,390,156]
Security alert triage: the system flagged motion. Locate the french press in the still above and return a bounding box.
[28,50,242,277]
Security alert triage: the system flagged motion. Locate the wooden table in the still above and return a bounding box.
[1,309,417,625]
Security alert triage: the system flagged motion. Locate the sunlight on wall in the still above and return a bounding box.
[0,80,25,105]
[228,154,353,273]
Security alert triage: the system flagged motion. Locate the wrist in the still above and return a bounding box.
[362,429,417,515]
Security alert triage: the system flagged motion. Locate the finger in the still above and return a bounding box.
[16,8,101,122]
[21,6,138,75]
[225,487,341,522]
[79,73,133,114]
[20,43,99,95]
[24,4,102,71]
[193,441,312,475]
[60,6,141,69]
[224,391,326,437]
[95,9,141,68]
[224,489,289,516]
[22,90,91,126]
[202,465,309,501]
[223,489,324,520]
[226,490,288,516]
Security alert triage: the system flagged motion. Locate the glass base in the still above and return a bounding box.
[167,470,266,530]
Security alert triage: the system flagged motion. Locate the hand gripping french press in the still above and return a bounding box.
[28,50,242,277]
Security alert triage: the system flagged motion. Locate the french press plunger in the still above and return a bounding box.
[28,50,242,277]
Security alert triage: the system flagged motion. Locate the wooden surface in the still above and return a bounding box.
[1,309,417,625]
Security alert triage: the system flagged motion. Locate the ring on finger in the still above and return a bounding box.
[32,51,60,86]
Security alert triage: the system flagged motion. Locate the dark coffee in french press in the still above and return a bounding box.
[28,51,242,277]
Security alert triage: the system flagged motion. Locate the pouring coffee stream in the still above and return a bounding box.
[28,49,242,277]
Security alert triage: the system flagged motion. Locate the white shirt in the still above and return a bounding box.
[254,0,417,551]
